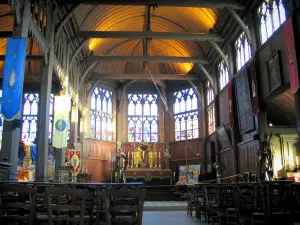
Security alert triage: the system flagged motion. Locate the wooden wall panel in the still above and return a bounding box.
[257,27,290,99]
[218,86,229,126]
[219,149,233,177]
[169,139,203,161]
[237,140,259,174]
[85,139,116,182]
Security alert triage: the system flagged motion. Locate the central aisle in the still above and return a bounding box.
[143,211,207,225]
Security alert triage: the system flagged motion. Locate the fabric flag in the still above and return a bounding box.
[2,38,27,120]
[227,80,234,129]
[248,57,259,116]
[284,17,299,94]
[70,149,81,176]
[52,96,70,149]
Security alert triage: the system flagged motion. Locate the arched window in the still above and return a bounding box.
[218,59,229,90]
[90,87,114,141]
[128,94,158,143]
[258,0,286,44]
[206,82,215,135]
[235,31,252,71]
[22,93,39,141]
[21,93,54,142]
[174,88,199,141]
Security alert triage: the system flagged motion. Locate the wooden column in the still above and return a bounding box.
[70,69,79,145]
[35,3,55,182]
[227,43,238,175]
[199,82,207,174]
[0,0,30,181]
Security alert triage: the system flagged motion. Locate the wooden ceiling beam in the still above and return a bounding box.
[82,56,209,64]
[89,72,198,80]
[56,0,244,10]
[0,55,44,61]
[75,31,223,42]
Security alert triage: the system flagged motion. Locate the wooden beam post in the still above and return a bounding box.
[0,0,31,181]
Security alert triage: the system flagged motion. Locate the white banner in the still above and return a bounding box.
[52,96,70,148]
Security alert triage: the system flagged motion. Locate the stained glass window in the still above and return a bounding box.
[174,88,199,141]
[49,94,54,140]
[22,93,39,141]
[90,87,114,141]
[22,93,54,142]
[235,30,252,71]
[128,94,158,142]
[206,82,215,135]
[218,59,229,90]
[258,0,286,44]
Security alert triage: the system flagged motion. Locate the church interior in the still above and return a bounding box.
[0,0,300,225]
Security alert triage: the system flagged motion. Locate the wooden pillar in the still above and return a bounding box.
[199,82,207,174]
[0,0,30,181]
[227,43,238,175]
[70,69,79,145]
[35,3,55,182]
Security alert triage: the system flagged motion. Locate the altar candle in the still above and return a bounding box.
[128,151,130,159]
[296,156,299,165]
[159,152,161,160]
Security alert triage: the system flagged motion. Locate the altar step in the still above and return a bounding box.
[144,201,187,211]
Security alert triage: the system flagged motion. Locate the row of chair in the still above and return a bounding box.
[0,183,145,225]
[187,181,300,225]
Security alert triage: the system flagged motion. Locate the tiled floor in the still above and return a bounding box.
[143,211,207,225]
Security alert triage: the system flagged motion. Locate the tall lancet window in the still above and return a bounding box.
[128,94,158,143]
[235,31,252,71]
[218,59,229,90]
[22,93,39,141]
[174,88,199,141]
[258,0,286,44]
[90,87,113,141]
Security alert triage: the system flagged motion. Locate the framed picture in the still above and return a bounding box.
[267,51,282,92]
[216,125,231,150]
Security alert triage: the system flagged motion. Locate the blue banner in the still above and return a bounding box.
[2,38,27,120]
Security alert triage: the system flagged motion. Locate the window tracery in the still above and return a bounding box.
[206,82,215,135]
[90,87,114,141]
[218,59,229,90]
[128,94,158,143]
[235,31,252,71]
[174,88,199,141]
[258,0,286,44]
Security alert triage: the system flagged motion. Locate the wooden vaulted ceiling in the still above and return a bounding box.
[0,4,48,84]
[72,4,231,82]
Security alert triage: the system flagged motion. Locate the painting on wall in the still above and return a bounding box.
[178,165,200,184]
[267,51,282,92]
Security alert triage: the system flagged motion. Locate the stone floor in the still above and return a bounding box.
[144,201,187,211]
[143,211,207,225]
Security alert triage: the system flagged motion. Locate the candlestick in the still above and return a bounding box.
[159,152,161,168]
[132,152,134,168]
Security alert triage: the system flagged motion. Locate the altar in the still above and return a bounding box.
[124,168,172,185]
[121,142,172,185]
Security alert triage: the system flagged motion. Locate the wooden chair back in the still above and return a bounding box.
[45,187,90,225]
[102,186,145,225]
[0,184,37,225]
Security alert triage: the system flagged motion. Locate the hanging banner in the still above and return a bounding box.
[284,17,299,94]
[69,149,81,176]
[52,95,70,149]
[2,38,27,120]
[248,57,259,116]
[227,80,234,129]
